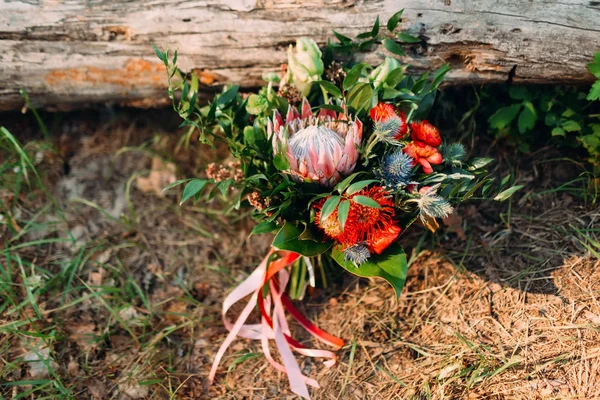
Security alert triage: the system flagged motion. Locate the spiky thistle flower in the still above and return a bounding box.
[441,143,466,167]
[380,150,414,187]
[414,185,454,219]
[369,103,408,142]
[343,243,371,266]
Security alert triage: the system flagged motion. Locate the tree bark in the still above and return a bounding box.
[1,0,599,111]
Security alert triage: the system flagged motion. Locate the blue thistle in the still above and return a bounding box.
[380,151,414,187]
[344,244,371,266]
[441,143,466,167]
[417,186,454,219]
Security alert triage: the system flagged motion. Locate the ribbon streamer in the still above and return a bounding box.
[209,249,344,399]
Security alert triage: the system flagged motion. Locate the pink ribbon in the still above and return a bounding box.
[208,249,344,399]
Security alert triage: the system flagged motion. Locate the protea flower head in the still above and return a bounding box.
[314,186,401,257]
[269,98,363,187]
[370,102,408,142]
[403,141,443,174]
[410,120,442,147]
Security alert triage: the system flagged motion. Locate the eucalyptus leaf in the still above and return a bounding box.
[494,185,524,201]
[320,196,342,223]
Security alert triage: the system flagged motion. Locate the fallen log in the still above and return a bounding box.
[1,0,599,111]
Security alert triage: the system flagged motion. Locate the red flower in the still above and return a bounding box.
[403,141,443,174]
[369,103,408,140]
[315,186,401,254]
[410,120,442,147]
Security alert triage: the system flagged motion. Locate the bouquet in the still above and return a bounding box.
[156,11,514,399]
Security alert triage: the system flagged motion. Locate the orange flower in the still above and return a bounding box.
[403,141,443,174]
[315,186,401,255]
[369,103,408,140]
[410,120,442,147]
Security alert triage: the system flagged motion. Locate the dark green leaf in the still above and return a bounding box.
[346,83,374,113]
[320,196,342,223]
[386,9,405,32]
[552,127,565,136]
[333,30,352,44]
[352,195,382,209]
[152,43,166,64]
[250,221,279,236]
[382,38,405,56]
[344,63,367,91]
[217,85,240,106]
[397,32,420,43]
[488,104,521,130]
[217,179,233,196]
[161,179,192,194]
[315,80,342,98]
[180,179,207,205]
[331,242,408,297]
[346,179,379,195]
[338,200,350,231]
[494,185,524,201]
[371,16,380,37]
[272,223,332,257]
[431,63,450,89]
[335,172,364,193]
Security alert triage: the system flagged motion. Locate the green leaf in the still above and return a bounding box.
[180,179,207,205]
[467,157,494,171]
[333,30,352,44]
[494,185,524,201]
[431,64,450,90]
[250,221,279,236]
[331,242,408,297]
[217,179,233,196]
[518,101,537,133]
[161,178,192,194]
[343,63,367,91]
[338,200,350,231]
[274,153,290,171]
[320,196,342,224]
[508,86,529,100]
[551,127,565,136]
[346,179,379,195]
[315,80,342,98]
[335,172,364,193]
[272,223,332,257]
[346,83,374,113]
[561,120,581,132]
[371,16,380,37]
[217,85,240,106]
[397,32,420,43]
[588,58,600,78]
[488,104,521,130]
[386,9,404,32]
[352,195,382,209]
[317,104,345,113]
[587,81,600,101]
[152,43,167,64]
[382,38,405,56]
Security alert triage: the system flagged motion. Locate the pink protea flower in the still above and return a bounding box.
[269,98,363,187]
